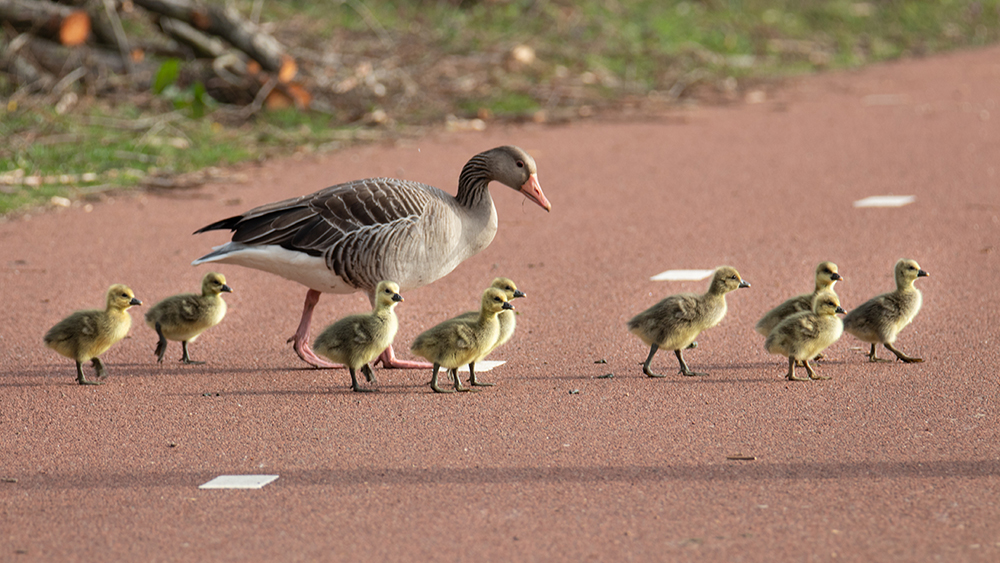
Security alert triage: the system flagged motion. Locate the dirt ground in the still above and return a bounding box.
[2,44,999,562]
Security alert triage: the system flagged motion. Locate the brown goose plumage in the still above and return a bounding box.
[193,146,550,369]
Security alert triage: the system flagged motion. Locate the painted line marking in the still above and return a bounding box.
[199,475,279,490]
[456,360,505,372]
[650,269,715,282]
[853,195,915,208]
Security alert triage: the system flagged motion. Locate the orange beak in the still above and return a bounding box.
[519,173,551,212]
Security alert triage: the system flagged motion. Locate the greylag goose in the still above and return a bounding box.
[312,280,403,393]
[455,276,524,386]
[144,272,232,364]
[192,146,549,369]
[755,261,843,336]
[410,287,512,393]
[627,266,750,377]
[843,258,928,363]
[43,284,142,385]
[765,290,846,381]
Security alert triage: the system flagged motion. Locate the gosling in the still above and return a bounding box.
[145,272,232,364]
[755,261,843,336]
[43,284,142,385]
[765,291,846,381]
[843,258,929,363]
[627,266,750,377]
[455,277,525,386]
[313,280,403,393]
[410,287,512,393]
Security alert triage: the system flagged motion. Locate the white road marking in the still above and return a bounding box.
[650,269,715,282]
[456,360,505,372]
[853,195,915,208]
[199,475,279,489]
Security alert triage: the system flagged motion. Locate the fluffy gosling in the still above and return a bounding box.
[755,261,843,337]
[410,287,512,393]
[765,291,846,381]
[313,280,403,393]
[145,272,232,364]
[628,266,750,377]
[843,258,928,363]
[455,277,525,386]
[44,284,142,385]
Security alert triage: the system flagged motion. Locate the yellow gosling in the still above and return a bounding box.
[755,261,843,337]
[843,258,928,363]
[313,280,403,393]
[410,287,511,393]
[44,284,141,385]
[145,272,232,364]
[765,291,846,381]
[628,266,750,377]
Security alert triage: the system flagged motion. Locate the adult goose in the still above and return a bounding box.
[192,145,550,368]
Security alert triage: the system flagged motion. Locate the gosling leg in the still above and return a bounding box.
[181,341,205,365]
[676,349,707,377]
[785,356,808,381]
[430,364,455,394]
[453,368,476,392]
[469,362,495,387]
[153,322,168,363]
[866,344,892,363]
[885,343,923,363]
[642,344,665,378]
[349,367,377,393]
[361,363,377,384]
[804,359,830,380]
[75,360,103,386]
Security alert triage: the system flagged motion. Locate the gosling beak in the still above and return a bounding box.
[221,284,233,293]
[513,289,526,299]
[502,302,514,311]
[520,173,551,212]
[831,273,843,281]
[836,306,847,314]
[738,280,751,288]
[129,298,142,306]
[917,269,929,277]
[392,293,404,302]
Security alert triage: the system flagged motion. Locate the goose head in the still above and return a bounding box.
[374,280,403,308]
[490,277,525,300]
[815,261,843,291]
[202,272,233,296]
[106,284,141,311]
[812,290,846,316]
[464,146,551,212]
[481,287,514,315]
[894,259,929,289]
[709,266,751,295]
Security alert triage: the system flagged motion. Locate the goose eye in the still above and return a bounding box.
[515,160,525,168]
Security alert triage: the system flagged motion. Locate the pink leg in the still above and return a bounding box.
[286,290,339,369]
[373,344,433,369]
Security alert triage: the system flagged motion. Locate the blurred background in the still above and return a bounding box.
[2,0,998,214]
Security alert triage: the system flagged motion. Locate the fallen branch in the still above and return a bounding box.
[0,0,91,46]
[132,0,296,81]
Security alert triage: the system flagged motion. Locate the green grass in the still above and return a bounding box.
[3,0,1000,215]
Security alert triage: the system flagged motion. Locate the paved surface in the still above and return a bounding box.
[2,45,1000,562]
